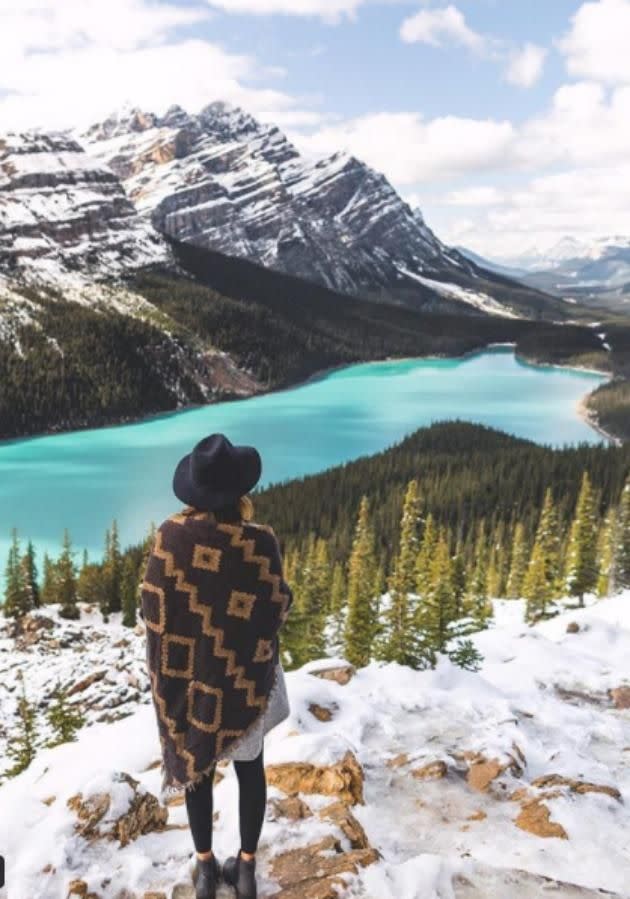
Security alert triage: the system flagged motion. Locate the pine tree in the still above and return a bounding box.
[21,541,40,608]
[615,475,630,590]
[564,472,599,606]
[344,497,377,668]
[121,555,140,628]
[46,682,85,747]
[415,512,437,596]
[103,520,123,614]
[450,549,467,617]
[4,530,32,619]
[300,537,330,659]
[58,530,79,620]
[415,534,456,658]
[40,553,59,605]
[506,522,528,599]
[597,507,617,598]
[465,522,493,629]
[4,672,38,778]
[536,489,563,598]
[382,480,423,665]
[523,541,551,622]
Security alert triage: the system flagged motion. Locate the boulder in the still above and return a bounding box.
[610,686,630,710]
[411,760,448,781]
[318,800,371,849]
[12,613,54,646]
[515,800,568,839]
[309,664,355,686]
[67,880,88,899]
[566,622,580,634]
[308,702,336,722]
[266,751,364,805]
[531,774,621,801]
[67,772,167,846]
[67,669,107,696]
[386,752,409,769]
[466,759,504,792]
[269,796,313,820]
[267,835,378,899]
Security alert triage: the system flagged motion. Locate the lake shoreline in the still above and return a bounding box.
[0,341,615,447]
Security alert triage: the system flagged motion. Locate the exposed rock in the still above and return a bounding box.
[309,664,355,686]
[411,760,448,781]
[67,772,167,846]
[142,893,167,899]
[531,774,621,801]
[566,621,580,634]
[453,862,623,897]
[11,613,54,647]
[267,835,378,899]
[269,795,313,820]
[610,685,630,710]
[67,670,107,696]
[515,800,568,839]
[467,809,487,821]
[318,800,371,849]
[67,880,88,898]
[386,752,409,768]
[308,702,336,722]
[466,759,504,792]
[266,751,364,805]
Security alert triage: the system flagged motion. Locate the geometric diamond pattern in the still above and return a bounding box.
[187,681,223,733]
[161,634,195,678]
[227,589,257,620]
[192,544,222,572]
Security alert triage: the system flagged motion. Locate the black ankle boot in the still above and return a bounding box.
[223,851,257,899]
[192,853,221,899]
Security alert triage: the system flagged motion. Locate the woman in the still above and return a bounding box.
[141,434,293,899]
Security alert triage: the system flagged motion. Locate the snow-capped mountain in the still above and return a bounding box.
[82,102,450,296]
[1,595,629,898]
[462,236,630,307]
[80,102,570,320]
[0,132,168,282]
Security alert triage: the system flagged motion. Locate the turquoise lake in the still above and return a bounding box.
[0,348,608,566]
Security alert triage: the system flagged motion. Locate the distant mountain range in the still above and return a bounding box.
[460,236,630,311]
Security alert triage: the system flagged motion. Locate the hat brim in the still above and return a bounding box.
[172,445,262,510]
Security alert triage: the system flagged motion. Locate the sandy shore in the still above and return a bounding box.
[576,395,621,445]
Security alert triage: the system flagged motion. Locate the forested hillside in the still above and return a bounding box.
[7,423,630,672]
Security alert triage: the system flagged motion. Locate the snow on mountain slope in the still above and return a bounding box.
[1,595,628,899]
[0,132,168,282]
[397,267,520,318]
[82,104,508,303]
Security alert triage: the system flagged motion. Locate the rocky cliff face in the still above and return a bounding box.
[83,102,477,299]
[0,131,168,281]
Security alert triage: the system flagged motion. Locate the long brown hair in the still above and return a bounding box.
[183,495,254,524]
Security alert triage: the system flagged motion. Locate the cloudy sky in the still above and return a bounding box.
[1,0,629,260]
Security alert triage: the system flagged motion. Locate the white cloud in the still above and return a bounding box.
[445,186,505,206]
[0,1,317,131]
[205,0,363,22]
[400,5,484,51]
[505,43,547,88]
[293,112,515,185]
[558,0,630,84]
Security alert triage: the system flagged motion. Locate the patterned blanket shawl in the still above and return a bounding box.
[140,508,292,791]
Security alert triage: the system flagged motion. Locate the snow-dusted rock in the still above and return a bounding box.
[0,132,168,281]
[266,751,364,806]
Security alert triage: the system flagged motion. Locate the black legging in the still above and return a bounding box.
[185,748,267,855]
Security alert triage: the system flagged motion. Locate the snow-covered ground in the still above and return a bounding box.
[1,595,629,899]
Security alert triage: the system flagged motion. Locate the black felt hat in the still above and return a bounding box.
[173,434,262,510]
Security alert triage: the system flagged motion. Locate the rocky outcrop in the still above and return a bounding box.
[308,663,355,685]
[411,760,449,781]
[67,772,167,846]
[514,799,568,839]
[610,686,630,709]
[267,835,378,899]
[0,132,167,280]
[266,751,364,805]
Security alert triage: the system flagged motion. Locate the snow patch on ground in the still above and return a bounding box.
[1,595,629,898]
